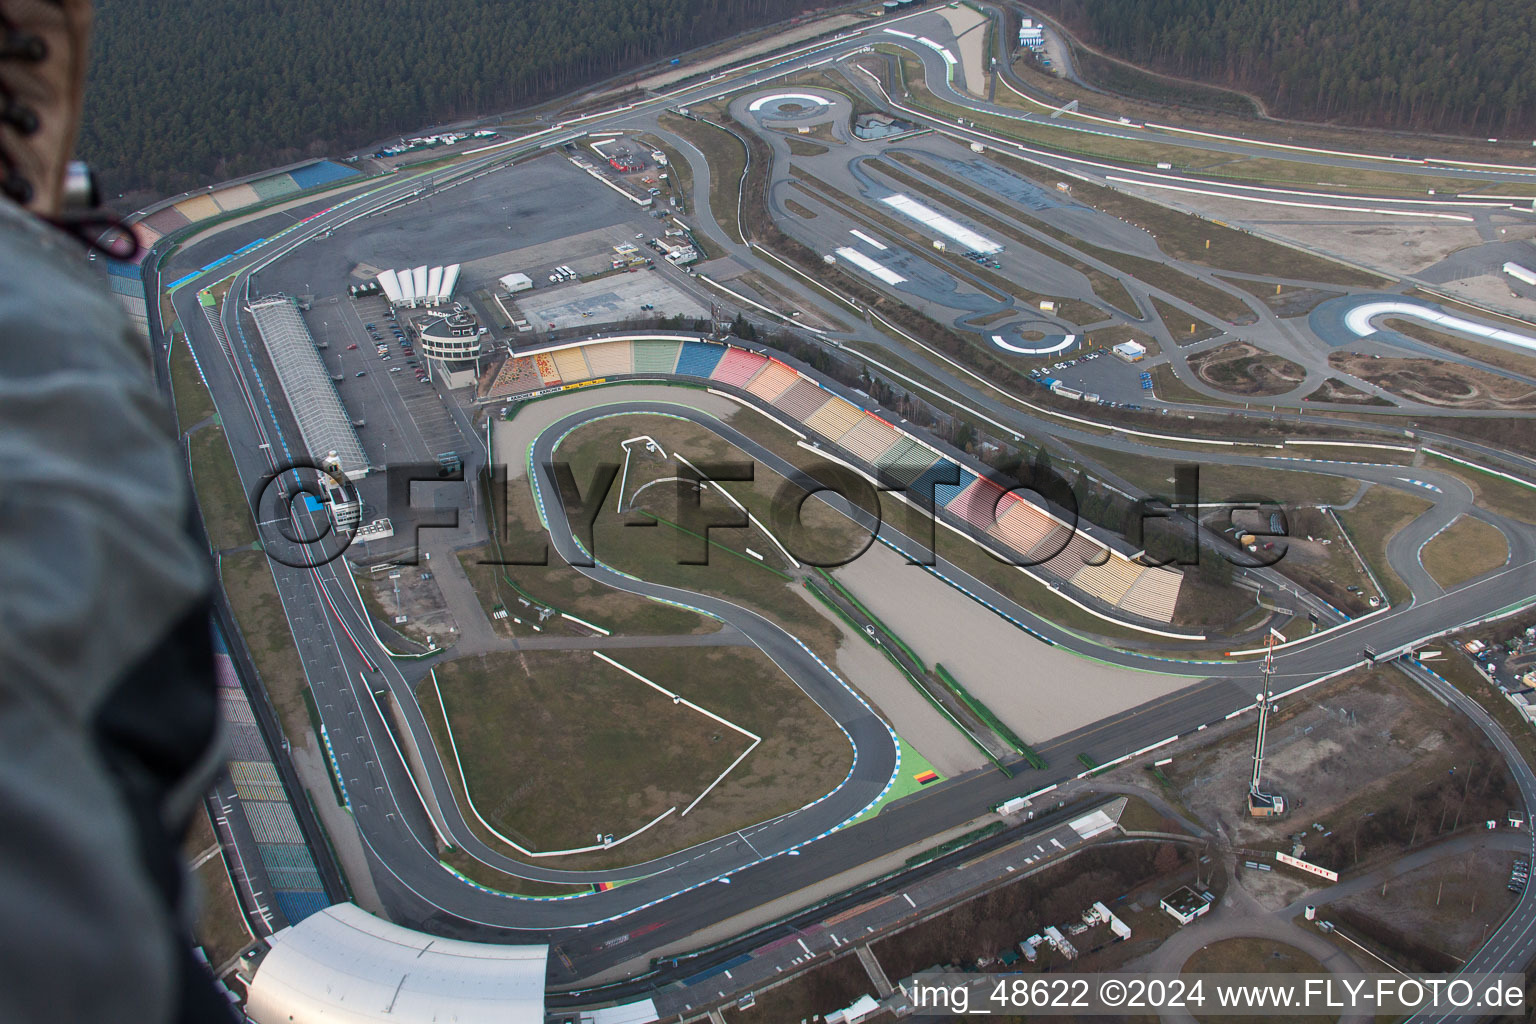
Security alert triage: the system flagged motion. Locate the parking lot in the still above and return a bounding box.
[514,271,707,330]
[1028,349,1153,409]
[304,293,476,470]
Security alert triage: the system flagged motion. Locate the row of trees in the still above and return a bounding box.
[81,0,820,197]
[1034,0,1536,137]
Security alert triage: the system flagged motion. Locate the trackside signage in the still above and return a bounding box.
[1275,851,1339,882]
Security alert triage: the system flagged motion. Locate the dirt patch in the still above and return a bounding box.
[1217,278,1344,318]
[360,565,456,644]
[1334,845,1520,960]
[1330,350,1536,409]
[1301,377,1395,406]
[1188,341,1307,397]
[1157,667,1514,873]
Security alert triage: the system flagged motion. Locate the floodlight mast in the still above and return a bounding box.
[1248,628,1287,817]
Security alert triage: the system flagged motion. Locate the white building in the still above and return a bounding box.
[1019,18,1045,50]
[245,903,547,1023]
[1112,340,1147,362]
[500,271,534,293]
[1160,885,1213,926]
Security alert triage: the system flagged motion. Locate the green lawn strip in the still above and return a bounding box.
[168,335,215,432]
[219,549,313,751]
[636,509,791,580]
[187,424,259,551]
[1335,485,1434,607]
[1078,752,1100,772]
[1418,515,1510,590]
[1073,439,1356,507]
[843,736,942,828]
[817,568,927,671]
[192,857,254,968]
[301,688,344,806]
[904,821,1006,868]
[658,112,746,243]
[935,663,1047,769]
[1151,295,1222,344]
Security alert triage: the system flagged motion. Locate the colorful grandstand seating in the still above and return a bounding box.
[834,416,904,464]
[1025,523,1075,564]
[488,356,543,397]
[141,206,190,235]
[933,466,977,508]
[946,477,1010,532]
[582,340,633,377]
[745,360,799,402]
[674,340,727,378]
[632,339,682,374]
[803,396,864,442]
[1068,558,1144,606]
[173,193,221,222]
[909,459,966,504]
[1117,565,1183,622]
[878,438,941,486]
[1043,532,1110,578]
[709,347,769,388]
[288,160,360,190]
[988,496,1059,557]
[211,183,259,212]
[533,352,562,385]
[551,346,592,382]
[771,380,832,422]
[249,173,301,201]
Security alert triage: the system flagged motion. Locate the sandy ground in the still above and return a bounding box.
[832,541,1201,744]
[938,5,991,99]
[795,585,987,777]
[1111,182,1486,277]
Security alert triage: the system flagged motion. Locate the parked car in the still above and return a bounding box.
[347,343,358,350]
[355,371,366,377]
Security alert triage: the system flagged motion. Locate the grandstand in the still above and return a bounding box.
[772,379,833,421]
[803,396,864,442]
[710,347,769,388]
[288,160,360,190]
[212,183,260,212]
[474,334,1184,621]
[174,193,221,222]
[745,359,799,403]
[250,173,300,202]
[582,340,633,377]
[675,339,727,377]
[833,416,904,464]
[246,295,368,479]
[633,338,683,373]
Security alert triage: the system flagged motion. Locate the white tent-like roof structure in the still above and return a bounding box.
[245,903,547,1024]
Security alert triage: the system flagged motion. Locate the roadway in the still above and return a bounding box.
[136,2,1536,990]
